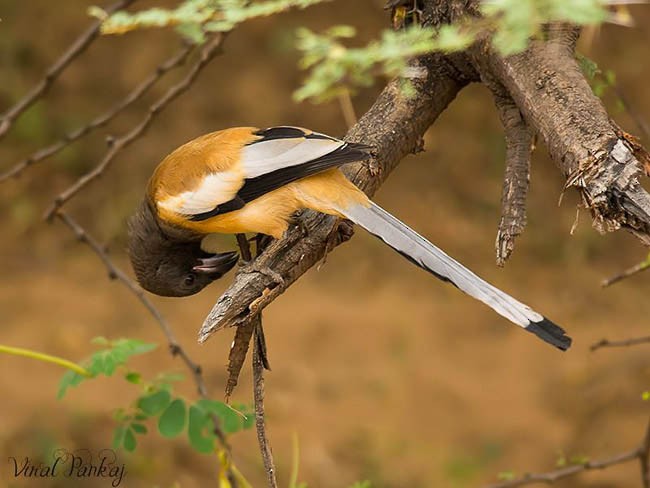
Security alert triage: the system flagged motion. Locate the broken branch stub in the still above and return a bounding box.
[473,25,650,245]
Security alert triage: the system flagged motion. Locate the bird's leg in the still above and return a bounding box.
[237,233,285,287]
[319,218,355,268]
[254,233,274,255]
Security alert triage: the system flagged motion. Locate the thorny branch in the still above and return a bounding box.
[0,0,136,142]
[601,254,650,287]
[55,211,235,472]
[0,42,195,183]
[43,32,227,220]
[56,211,211,398]
[591,335,650,351]
[485,417,650,488]
[253,317,278,488]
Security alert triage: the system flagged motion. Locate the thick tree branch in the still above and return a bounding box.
[198,52,466,341]
[0,0,136,142]
[473,24,650,245]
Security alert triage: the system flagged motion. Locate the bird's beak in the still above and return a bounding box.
[192,251,239,277]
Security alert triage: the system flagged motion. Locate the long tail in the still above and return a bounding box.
[339,201,571,351]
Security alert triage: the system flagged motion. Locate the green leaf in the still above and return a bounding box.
[57,370,88,399]
[130,423,148,434]
[123,427,137,452]
[112,425,127,449]
[196,399,245,434]
[125,372,142,384]
[497,471,516,481]
[158,399,187,438]
[138,390,172,416]
[188,404,215,454]
[642,391,650,401]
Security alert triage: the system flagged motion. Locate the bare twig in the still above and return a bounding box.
[641,417,650,488]
[591,335,650,351]
[43,33,227,220]
[601,256,650,287]
[338,88,358,129]
[0,43,194,183]
[639,419,650,488]
[486,417,650,487]
[57,209,239,477]
[0,0,136,142]
[485,448,641,487]
[55,211,209,396]
[253,317,278,488]
[492,90,533,267]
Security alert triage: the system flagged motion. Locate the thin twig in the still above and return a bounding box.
[601,256,650,287]
[55,211,210,396]
[44,33,227,220]
[591,335,650,351]
[641,417,650,488]
[486,416,650,487]
[57,209,236,476]
[0,0,136,142]
[338,88,358,129]
[0,42,194,183]
[253,317,278,488]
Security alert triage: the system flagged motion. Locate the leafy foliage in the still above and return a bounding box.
[577,53,618,98]
[58,337,254,455]
[88,0,619,103]
[89,0,331,42]
[57,337,156,399]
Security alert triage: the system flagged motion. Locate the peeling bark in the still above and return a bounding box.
[472,24,650,243]
[491,89,533,266]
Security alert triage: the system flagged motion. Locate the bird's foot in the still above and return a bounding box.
[318,218,354,269]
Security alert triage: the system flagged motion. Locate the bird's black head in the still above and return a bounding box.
[127,200,239,297]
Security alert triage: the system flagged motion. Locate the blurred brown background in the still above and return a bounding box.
[1,1,649,486]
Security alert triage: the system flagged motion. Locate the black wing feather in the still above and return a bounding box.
[237,143,372,202]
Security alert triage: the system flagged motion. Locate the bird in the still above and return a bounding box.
[127,125,571,351]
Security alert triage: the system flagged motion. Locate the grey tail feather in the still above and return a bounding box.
[338,201,571,351]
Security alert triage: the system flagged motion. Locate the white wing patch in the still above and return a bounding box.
[158,170,242,216]
[241,137,344,179]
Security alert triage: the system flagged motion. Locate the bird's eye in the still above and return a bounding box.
[184,274,195,287]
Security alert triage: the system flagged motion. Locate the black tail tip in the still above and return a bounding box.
[526,318,572,351]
